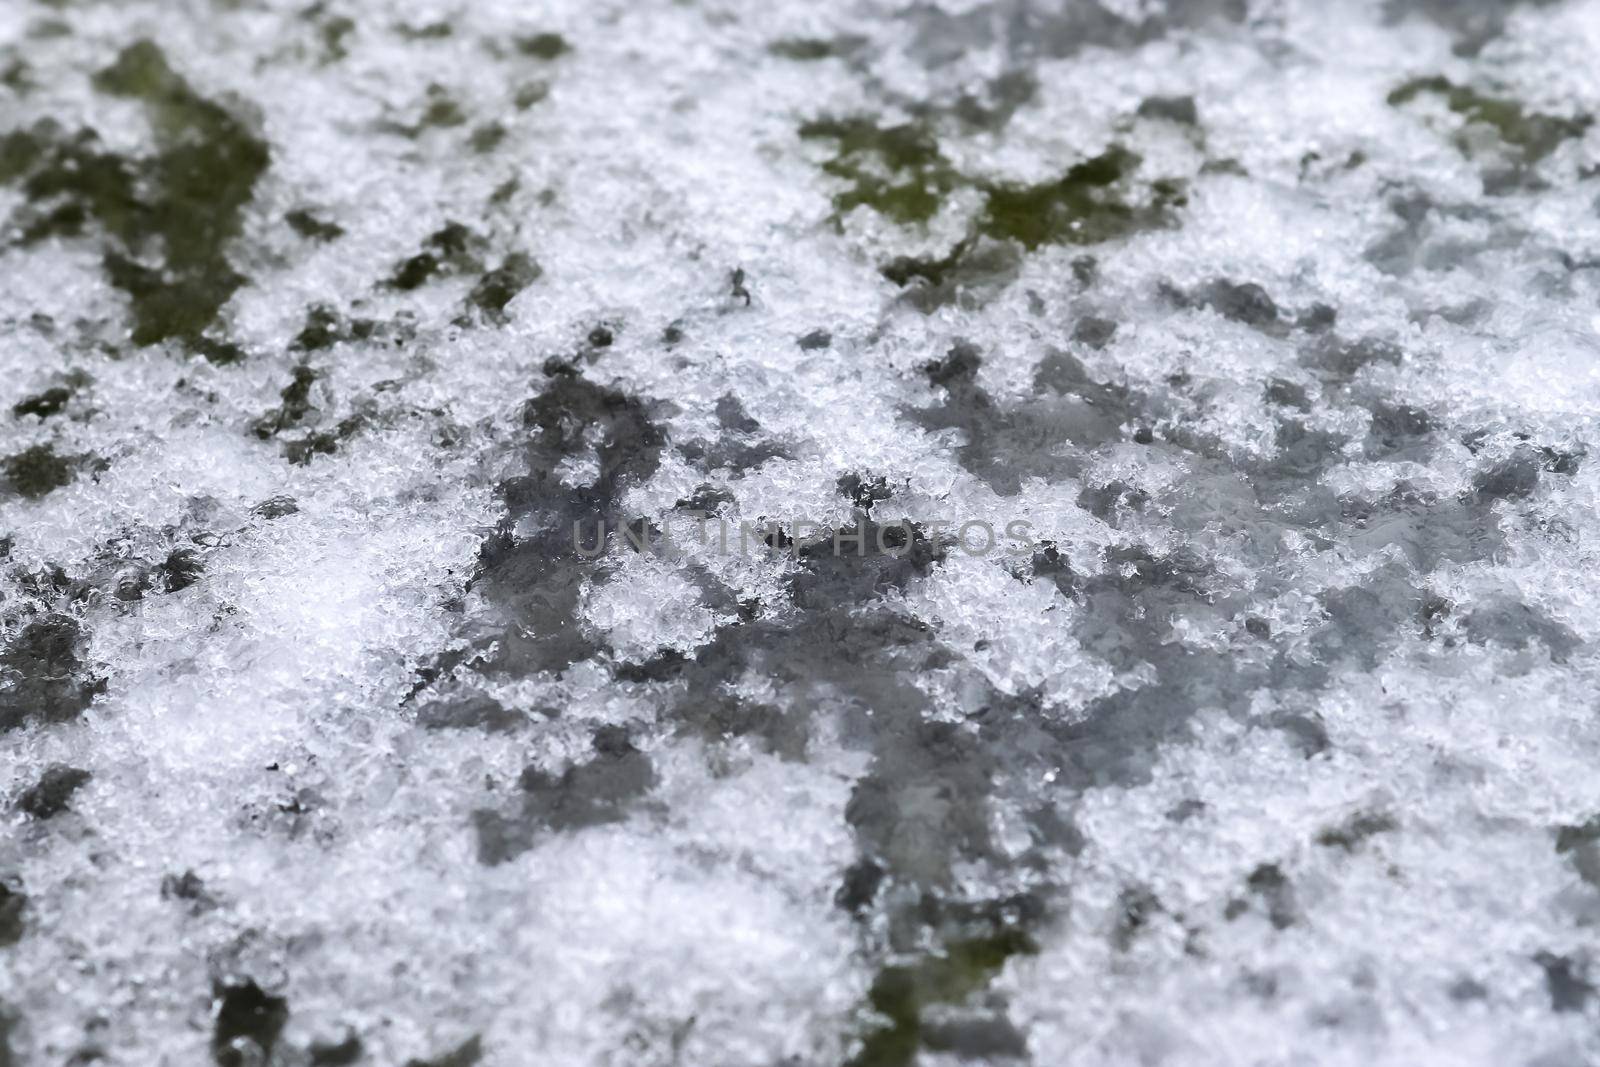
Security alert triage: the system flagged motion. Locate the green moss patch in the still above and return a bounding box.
[847,930,1036,1067]
[800,117,960,225]
[799,116,1184,259]
[285,207,344,241]
[93,43,269,347]
[769,37,863,61]
[1388,76,1592,162]
[0,42,268,359]
[978,147,1185,249]
[515,33,570,60]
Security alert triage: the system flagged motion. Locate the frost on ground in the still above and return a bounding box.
[2,0,1600,1064]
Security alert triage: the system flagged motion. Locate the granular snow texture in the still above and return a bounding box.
[3,1,1600,1064]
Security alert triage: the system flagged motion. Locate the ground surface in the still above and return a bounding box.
[3,1,1600,1065]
